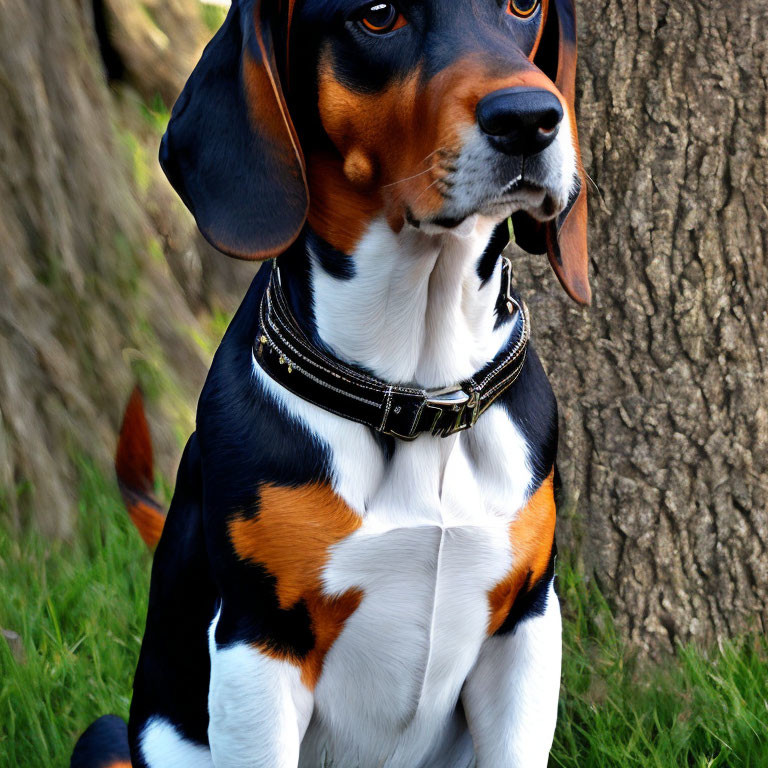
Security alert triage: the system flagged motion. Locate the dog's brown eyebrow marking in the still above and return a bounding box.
[228,482,363,688]
[487,469,557,636]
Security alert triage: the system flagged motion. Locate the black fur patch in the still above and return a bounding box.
[128,434,216,761]
[499,342,559,489]
[197,269,333,655]
[477,220,511,285]
[308,229,356,280]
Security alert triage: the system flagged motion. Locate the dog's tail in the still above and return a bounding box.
[70,715,132,768]
[70,394,161,765]
[116,387,166,549]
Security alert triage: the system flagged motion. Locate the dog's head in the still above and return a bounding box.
[161,0,590,303]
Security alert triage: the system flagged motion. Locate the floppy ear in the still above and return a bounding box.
[512,0,590,305]
[160,0,308,260]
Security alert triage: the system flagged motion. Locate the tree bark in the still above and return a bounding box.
[511,0,768,653]
[0,0,252,536]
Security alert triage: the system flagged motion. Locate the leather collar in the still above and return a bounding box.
[254,258,530,441]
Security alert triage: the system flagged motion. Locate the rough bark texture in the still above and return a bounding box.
[511,0,768,653]
[0,0,252,536]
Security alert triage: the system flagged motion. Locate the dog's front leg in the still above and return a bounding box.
[208,637,314,768]
[462,582,562,768]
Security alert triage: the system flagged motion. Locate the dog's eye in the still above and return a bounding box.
[507,0,541,18]
[357,2,407,34]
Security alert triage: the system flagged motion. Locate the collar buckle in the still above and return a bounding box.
[424,385,481,438]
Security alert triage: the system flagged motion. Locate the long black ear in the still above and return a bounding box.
[512,0,590,305]
[160,0,308,260]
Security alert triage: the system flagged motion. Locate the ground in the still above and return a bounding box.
[0,462,766,767]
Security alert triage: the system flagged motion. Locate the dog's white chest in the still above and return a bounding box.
[305,419,532,766]
[255,360,536,765]
[319,520,508,715]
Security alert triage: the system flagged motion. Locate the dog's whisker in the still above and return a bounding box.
[425,146,453,162]
[382,147,456,189]
[584,170,604,202]
[381,163,442,189]
[413,176,446,203]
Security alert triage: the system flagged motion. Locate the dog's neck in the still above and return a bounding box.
[278,215,515,389]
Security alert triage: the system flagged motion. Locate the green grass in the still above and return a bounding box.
[0,463,150,765]
[555,567,768,767]
[1,468,766,767]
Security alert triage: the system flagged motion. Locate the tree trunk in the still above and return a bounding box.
[0,0,252,537]
[511,0,768,653]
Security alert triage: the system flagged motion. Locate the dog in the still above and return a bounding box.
[71,0,590,765]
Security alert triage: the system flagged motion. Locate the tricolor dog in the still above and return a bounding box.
[72,0,590,766]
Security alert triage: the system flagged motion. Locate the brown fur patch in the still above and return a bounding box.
[549,27,591,304]
[115,387,166,549]
[487,470,557,635]
[126,498,166,550]
[307,150,384,255]
[115,387,154,496]
[228,483,363,688]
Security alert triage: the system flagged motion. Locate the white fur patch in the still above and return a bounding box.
[208,610,314,768]
[463,581,562,768]
[311,216,503,388]
[298,417,534,767]
[139,717,213,768]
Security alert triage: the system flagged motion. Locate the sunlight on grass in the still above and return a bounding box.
[0,464,766,766]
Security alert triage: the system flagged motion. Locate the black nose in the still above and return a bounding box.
[476,87,564,156]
